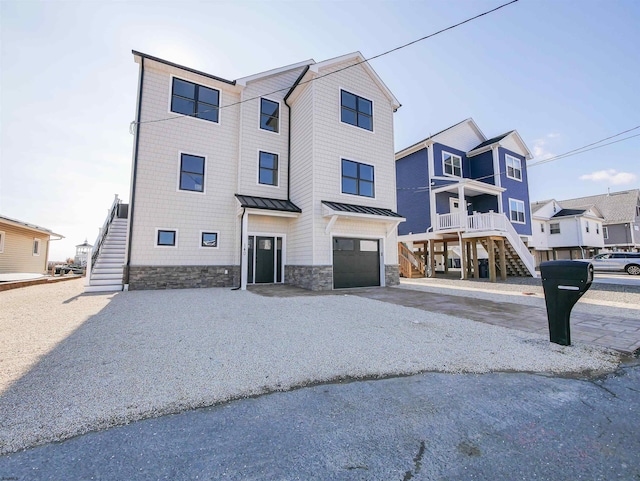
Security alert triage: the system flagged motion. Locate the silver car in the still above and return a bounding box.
[589,253,640,275]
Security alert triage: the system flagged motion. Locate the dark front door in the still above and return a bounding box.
[255,236,275,283]
[333,237,380,289]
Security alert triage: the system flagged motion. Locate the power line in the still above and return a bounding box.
[132,0,519,128]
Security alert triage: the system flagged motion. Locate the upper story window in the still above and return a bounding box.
[171,78,219,123]
[179,154,205,192]
[505,154,522,181]
[442,152,462,177]
[585,221,590,233]
[509,199,525,224]
[340,90,372,131]
[550,223,561,234]
[260,99,279,133]
[259,151,278,186]
[33,238,41,256]
[596,224,600,234]
[157,229,176,247]
[342,159,374,197]
[603,226,609,239]
[540,223,545,233]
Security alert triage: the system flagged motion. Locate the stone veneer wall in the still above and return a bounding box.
[128,265,239,290]
[285,265,333,291]
[385,264,400,287]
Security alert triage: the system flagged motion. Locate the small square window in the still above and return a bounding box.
[180,154,205,192]
[201,232,218,248]
[33,238,41,256]
[342,159,374,197]
[259,151,278,186]
[550,223,561,235]
[340,90,373,131]
[260,98,279,133]
[157,230,176,246]
[442,152,462,177]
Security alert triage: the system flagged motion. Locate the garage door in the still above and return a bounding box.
[333,237,380,289]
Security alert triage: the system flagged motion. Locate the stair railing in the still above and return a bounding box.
[89,195,121,277]
[398,242,426,278]
[500,217,537,277]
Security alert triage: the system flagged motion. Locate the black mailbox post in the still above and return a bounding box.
[540,260,594,346]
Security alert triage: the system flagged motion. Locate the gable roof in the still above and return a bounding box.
[558,189,640,224]
[467,130,533,160]
[530,199,555,215]
[396,118,486,159]
[236,58,315,86]
[0,214,64,238]
[470,132,513,151]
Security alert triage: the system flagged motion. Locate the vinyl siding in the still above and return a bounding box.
[0,223,49,274]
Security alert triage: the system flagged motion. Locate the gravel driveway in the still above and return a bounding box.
[0,279,621,454]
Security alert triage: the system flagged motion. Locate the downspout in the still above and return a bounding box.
[124,56,144,287]
[232,207,246,290]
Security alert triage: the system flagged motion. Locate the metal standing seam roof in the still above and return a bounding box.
[558,189,640,224]
[552,208,587,218]
[321,200,404,218]
[235,195,302,213]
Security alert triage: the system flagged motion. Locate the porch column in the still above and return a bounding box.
[472,241,479,279]
[459,234,467,280]
[457,184,467,230]
[443,241,449,274]
[488,237,497,283]
[498,238,507,281]
[465,239,472,278]
[240,211,249,290]
[429,240,436,277]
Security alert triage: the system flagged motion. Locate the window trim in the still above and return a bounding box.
[340,158,375,199]
[508,198,526,224]
[199,231,220,249]
[155,229,178,248]
[0,231,4,253]
[257,150,280,188]
[442,151,463,178]
[168,75,221,125]
[339,88,374,133]
[177,151,207,194]
[549,222,561,235]
[505,154,523,182]
[259,97,280,135]
[33,238,41,256]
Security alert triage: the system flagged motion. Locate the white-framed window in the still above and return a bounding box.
[0,231,4,253]
[258,151,279,187]
[603,226,609,239]
[170,77,219,123]
[179,153,206,193]
[540,223,545,233]
[340,89,373,131]
[509,199,526,224]
[341,158,374,197]
[505,154,522,181]
[33,238,41,256]
[585,221,590,233]
[550,223,561,235]
[156,229,177,247]
[596,224,600,234]
[200,231,219,248]
[260,98,280,133]
[442,152,462,177]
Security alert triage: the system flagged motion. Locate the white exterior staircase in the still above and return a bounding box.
[85,196,128,293]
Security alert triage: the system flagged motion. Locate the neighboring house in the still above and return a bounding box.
[87,50,403,292]
[555,189,640,252]
[395,118,536,280]
[529,199,605,265]
[0,215,63,274]
[74,239,93,267]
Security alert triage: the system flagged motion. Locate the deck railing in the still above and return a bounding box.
[88,195,122,277]
[398,242,426,278]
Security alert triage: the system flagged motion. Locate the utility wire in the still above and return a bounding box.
[132,0,519,128]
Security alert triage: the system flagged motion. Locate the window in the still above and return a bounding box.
[509,199,526,224]
[596,224,600,234]
[157,230,176,247]
[258,151,278,186]
[505,154,522,181]
[260,98,279,133]
[540,223,545,233]
[0,231,4,253]
[442,152,462,177]
[201,232,218,248]
[340,90,372,131]
[179,154,205,192]
[33,238,41,256]
[603,226,609,239]
[585,221,590,233]
[342,159,374,197]
[550,223,561,235]
[171,77,219,123]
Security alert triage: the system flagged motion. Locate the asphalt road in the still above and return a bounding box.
[1,362,638,481]
[592,271,640,286]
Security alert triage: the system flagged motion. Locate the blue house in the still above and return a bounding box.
[395,118,536,281]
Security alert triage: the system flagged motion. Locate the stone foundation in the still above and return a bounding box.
[128,265,239,290]
[285,265,334,291]
[385,264,400,287]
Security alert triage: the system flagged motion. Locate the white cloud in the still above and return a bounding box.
[579,169,638,185]
[532,138,555,161]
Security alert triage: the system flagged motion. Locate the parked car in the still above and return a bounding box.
[589,253,640,275]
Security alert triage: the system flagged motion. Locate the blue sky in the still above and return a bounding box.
[1,0,639,260]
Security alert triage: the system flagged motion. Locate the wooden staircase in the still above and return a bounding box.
[398,243,426,278]
[480,237,531,277]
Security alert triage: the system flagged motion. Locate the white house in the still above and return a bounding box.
[87,51,404,292]
[529,199,605,265]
